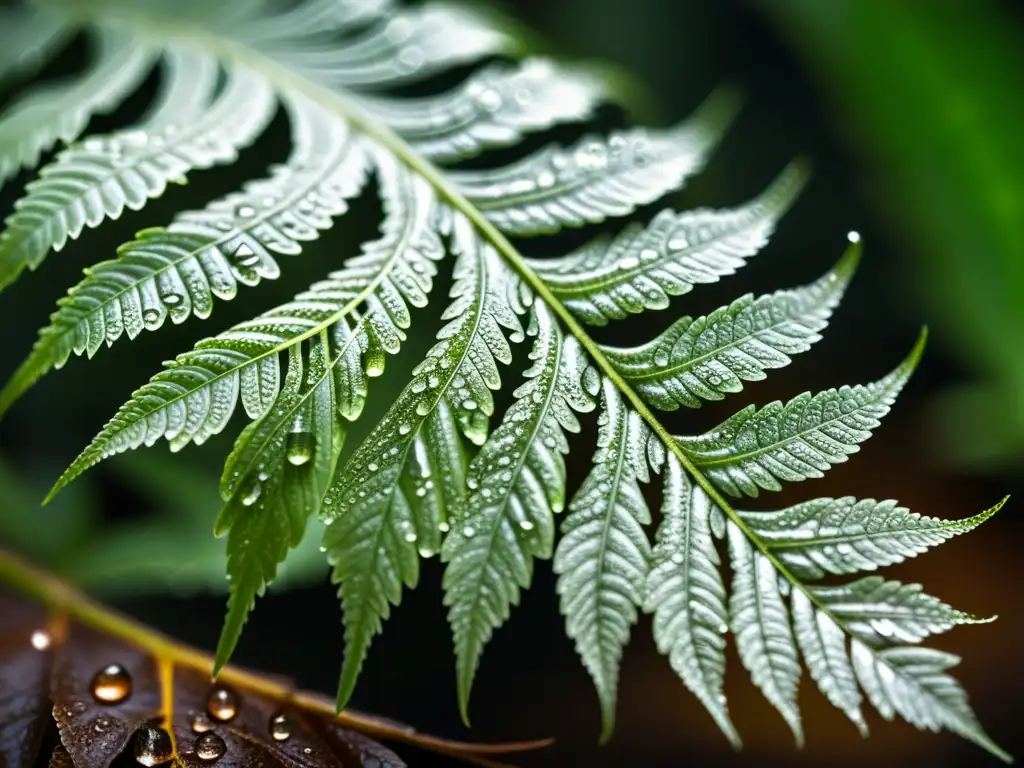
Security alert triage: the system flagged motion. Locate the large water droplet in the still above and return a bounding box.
[142,308,161,325]
[207,686,239,722]
[195,731,226,762]
[462,525,476,538]
[161,292,183,307]
[286,432,315,466]
[616,256,640,270]
[91,663,132,704]
[231,243,261,269]
[270,712,295,741]
[133,726,173,766]
[519,520,535,532]
[235,204,256,219]
[653,352,669,368]
[240,480,262,507]
[476,88,502,111]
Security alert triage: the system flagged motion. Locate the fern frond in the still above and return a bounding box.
[604,243,857,409]
[0,27,155,187]
[808,577,993,646]
[678,330,927,496]
[452,90,738,237]
[324,217,526,709]
[553,378,652,742]
[529,161,806,325]
[0,51,275,291]
[355,58,606,163]
[5,0,1009,760]
[46,147,438,497]
[740,495,1007,579]
[213,338,344,671]
[851,643,1011,762]
[727,521,804,745]
[643,455,739,747]
[442,301,597,721]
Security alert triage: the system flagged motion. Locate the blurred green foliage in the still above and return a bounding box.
[0,451,327,596]
[766,0,1024,468]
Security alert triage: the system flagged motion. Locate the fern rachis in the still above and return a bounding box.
[0,0,1011,761]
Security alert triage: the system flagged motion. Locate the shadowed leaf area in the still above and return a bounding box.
[0,559,549,768]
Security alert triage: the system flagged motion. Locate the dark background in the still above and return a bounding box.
[1,0,1022,766]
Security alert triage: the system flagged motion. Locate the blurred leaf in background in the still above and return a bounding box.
[765,0,1024,469]
[0,451,327,596]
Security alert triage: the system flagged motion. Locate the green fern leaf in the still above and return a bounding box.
[679,330,927,496]
[356,58,606,163]
[213,337,345,671]
[741,495,1006,579]
[643,454,739,747]
[529,161,805,326]
[553,379,652,742]
[808,577,993,646]
[324,220,525,708]
[791,590,867,735]
[442,301,597,721]
[727,521,804,745]
[0,27,155,187]
[851,643,1009,762]
[0,52,275,292]
[3,0,1009,759]
[452,90,736,237]
[45,150,440,497]
[604,243,857,409]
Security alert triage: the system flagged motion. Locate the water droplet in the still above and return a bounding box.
[670,552,685,565]
[195,731,226,762]
[654,352,669,368]
[230,243,261,269]
[462,399,478,411]
[552,500,564,513]
[438,520,450,533]
[667,236,689,250]
[367,462,379,472]
[719,623,729,634]
[91,663,132,704]
[192,714,214,733]
[30,630,50,651]
[519,520,534,532]
[639,247,659,262]
[235,204,256,219]
[847,230,861,243]
[303,747,313,756]
[462,525,476,538]
[398,423,412,435]
[476,89,502,111]
[404,531,418,543]
[415,400,431,416]
[142,308,161,325]
[616,256,640,270]
[574,141,608,170]
[207,686,239,722]
[94,716,112,733]
[398,47,424,72]
[240,480,262,507]
[215,220,233,232]
[270,712,294,741]
[161,292,183,307]
[286,432,315,466]
[537,170,556,188]
[133,726,173,766]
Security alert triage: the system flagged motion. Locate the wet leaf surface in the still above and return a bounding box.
[0,555,551,768]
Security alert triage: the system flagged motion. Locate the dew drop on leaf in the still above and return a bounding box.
[195,731,226,762]
[133,726,173,767]
[654,352,669,368]
[230,243,261,269]
[462,525,476,538]
[286,432,315,466]
[90,663,132,704]
[191,713,214,733]
[94,716,112,733]
[207,686,239,722]
[240,480,262,507]
[235,204,256,219]
[519,520,534,532]
[161,292,183,307]
[270,712,295,741]
[616,256,640,270]
[142,308,161,325]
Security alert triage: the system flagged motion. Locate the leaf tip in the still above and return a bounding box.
[833,238,863,283]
